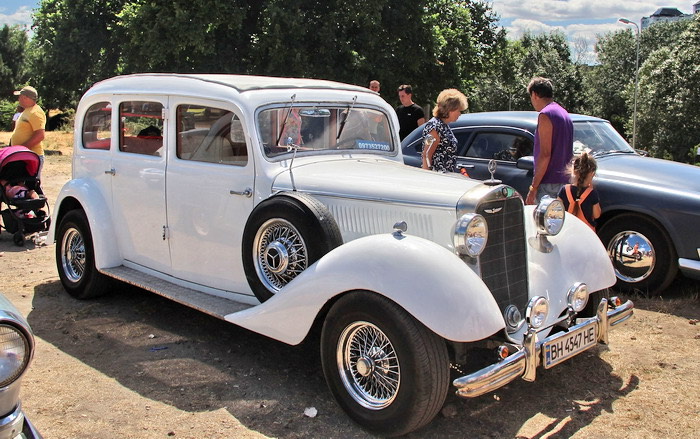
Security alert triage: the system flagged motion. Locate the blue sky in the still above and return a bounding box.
[2,1,697,63]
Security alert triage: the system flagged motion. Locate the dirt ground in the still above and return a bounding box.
[1,133,699,438]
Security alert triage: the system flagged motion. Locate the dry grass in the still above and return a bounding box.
[0,130,74,156]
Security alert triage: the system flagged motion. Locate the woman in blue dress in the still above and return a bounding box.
[421,89,468,172]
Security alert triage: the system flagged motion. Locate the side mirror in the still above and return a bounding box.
[516,155,534,171]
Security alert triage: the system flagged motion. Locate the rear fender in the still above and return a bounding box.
[48,179,122,268]
[226,233,504,345]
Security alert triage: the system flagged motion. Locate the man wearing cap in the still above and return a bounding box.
[10,86,46,177]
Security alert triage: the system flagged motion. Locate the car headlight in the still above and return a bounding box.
[526,296,549,328]
[453,213,488,257]
[568,282,589,312]
[0,324,32,388]
[533,196,564,236]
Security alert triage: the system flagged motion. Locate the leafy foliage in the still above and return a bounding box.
[0,25,28,97]
[635,16,700,161]
[6,1,699,164]
[24,0,504,111]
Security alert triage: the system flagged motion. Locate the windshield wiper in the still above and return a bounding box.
[275,94,297,146]
[336,95,357,140]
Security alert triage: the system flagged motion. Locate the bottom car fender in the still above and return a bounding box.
[226,233,505,345]
[48,179,122,268]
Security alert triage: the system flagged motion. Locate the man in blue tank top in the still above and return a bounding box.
[525,77,573,205]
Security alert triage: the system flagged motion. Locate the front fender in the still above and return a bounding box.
[524,206,616,328]
[48,179,122,269]
[226,233,504,345]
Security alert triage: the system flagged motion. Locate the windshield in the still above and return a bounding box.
[258,105,394,158]
[573,121,635,155]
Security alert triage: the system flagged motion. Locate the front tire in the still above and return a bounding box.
[321,292,450,436]
[55,210,112,299]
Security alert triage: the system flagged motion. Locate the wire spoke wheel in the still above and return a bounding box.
[60,227,86,283]
[253,218,308,293]
[337,321,400,410]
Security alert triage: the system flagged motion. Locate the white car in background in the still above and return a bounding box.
[0,293,41,439]
[49,74,633,436]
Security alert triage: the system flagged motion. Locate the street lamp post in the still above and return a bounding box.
[618,17,640,150]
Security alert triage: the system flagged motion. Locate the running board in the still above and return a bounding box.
[101,266,253,320]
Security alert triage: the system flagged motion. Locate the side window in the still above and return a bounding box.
[176,105,247,166]
[82,102,112,150]
[119,101,164,156]
[464,133,532,161]
[176,105,248,166]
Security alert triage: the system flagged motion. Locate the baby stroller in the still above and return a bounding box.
[0,146,51,246]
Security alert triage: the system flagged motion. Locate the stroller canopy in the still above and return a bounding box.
[0,146,41,179]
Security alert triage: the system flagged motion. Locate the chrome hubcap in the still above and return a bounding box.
[254,219,307,293]
[607,231,655,283]
[337,321,400,410]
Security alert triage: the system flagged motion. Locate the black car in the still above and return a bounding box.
[402,111,700,294]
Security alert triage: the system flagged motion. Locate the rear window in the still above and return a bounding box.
[81,102,112,150]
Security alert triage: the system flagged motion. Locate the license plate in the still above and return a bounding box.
[543,323,597,368]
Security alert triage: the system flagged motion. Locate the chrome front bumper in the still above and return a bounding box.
[0,401,41,439]
[453,297,634,398]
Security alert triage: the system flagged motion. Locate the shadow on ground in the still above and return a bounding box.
[29,279,638,438]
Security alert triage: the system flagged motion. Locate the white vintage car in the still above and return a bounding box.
[49,74,633,436]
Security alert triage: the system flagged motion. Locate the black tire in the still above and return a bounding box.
[598,213,677,295]
[55,209,112,299]
[320,292,450,437]
[13,232,24,246]
[242,193,342,303]
[581,288,611,318]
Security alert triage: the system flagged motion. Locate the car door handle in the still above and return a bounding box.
[104,168,116,175]
[230,188,252,197]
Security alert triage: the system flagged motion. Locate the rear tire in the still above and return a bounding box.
[321,292,450,436]
[55,210,112,299]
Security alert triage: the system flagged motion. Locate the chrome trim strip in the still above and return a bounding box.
[679,258,700,275]
[453,298,634,398]
[272,187,456,210]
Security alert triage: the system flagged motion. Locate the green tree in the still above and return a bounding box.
[585,19,692,138]
[0,25,29,97]
[117,0,253,73]
[583,30,636,132]
[30,0,129,109]
[29,0,505,109]
[635,16,700,162]
[473,31,581,113]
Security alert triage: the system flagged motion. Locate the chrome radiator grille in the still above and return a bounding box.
[477,195,529,315]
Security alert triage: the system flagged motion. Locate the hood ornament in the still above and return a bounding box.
[484,159,502,186]
[393,221,408,238]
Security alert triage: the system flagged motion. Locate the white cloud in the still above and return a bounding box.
[0,6,32,28]
[489,0,696,63]
[490,0,694,23]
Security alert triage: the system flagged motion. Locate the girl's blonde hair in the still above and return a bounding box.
[571,152,597,189]
[569,152,598,217]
